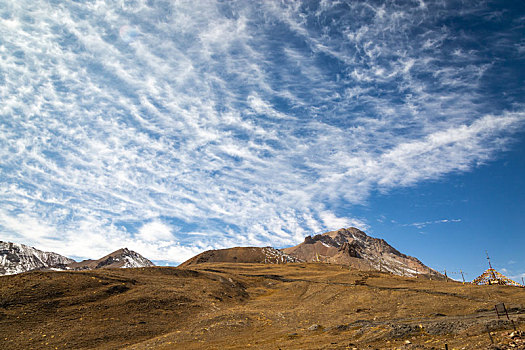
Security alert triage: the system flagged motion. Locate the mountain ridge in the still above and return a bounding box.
[0,241,75,276]
[179,246,302,267]
[0,242,154,276]
[180,227,442,278]
[3,227,441,278]
[67,247,155,270]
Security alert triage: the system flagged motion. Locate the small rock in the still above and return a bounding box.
[404,340,411,344]
[335,324,349,331]
[308,324,321,331]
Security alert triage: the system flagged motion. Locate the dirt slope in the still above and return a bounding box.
[1,263,525,350]
[179,246,301,267]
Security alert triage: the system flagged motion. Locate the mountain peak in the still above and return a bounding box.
[283,227,441,278]
[0,241,75,275]
[104,247,131,257]
[69,247,155,270]
[1,242,154,275]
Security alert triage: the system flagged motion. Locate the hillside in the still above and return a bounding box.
[179,246,301,267]
[1,263,524,349]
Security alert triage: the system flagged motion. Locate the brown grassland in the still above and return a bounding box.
[1,263,525,349]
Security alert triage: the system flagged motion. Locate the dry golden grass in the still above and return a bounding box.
[1,263,524,349]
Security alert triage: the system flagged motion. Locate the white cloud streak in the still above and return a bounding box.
[0,0,523,263]
[403,219,462,229]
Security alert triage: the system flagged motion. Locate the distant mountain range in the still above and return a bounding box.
[0,241,154,276]
[0,241,76,275]
[2,227,442,278]
[181,227,442,278]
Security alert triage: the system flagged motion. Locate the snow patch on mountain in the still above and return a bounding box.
[121,249,156,268]
[0,241,75,276]
[261,247,303,264]
[1,242,155,276]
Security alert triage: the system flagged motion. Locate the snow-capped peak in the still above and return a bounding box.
[0,241,75,276]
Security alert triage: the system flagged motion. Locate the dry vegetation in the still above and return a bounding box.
[1,263,525,349]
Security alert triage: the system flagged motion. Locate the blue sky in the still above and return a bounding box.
[0,0,524,281]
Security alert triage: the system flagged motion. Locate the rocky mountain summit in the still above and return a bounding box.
[0,241,75,276]
[67,248,155,270]
[282,227,441,278]
[0,242,154,276]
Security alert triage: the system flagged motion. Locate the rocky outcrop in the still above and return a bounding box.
[339,241,361,258]
[0,241,75,276]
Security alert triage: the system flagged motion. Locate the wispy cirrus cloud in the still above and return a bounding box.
[0,0,523,263]
[403,219,462,230]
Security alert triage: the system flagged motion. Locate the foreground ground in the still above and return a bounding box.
[1,263,524,349]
